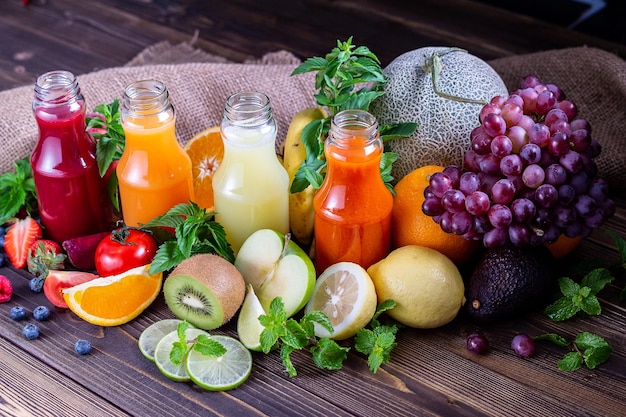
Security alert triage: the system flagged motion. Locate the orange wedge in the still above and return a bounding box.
[62,264,163,326]
[184,126,224,212]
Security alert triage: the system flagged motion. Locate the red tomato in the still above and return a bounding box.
[43,270,99,308]
[94,227,158,276]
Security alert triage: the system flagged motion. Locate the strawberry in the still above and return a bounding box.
[4,217,43,269]
[27,239,67,277]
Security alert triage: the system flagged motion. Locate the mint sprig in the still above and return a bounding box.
[143,202,235,274]
[86,99,125,177]
[355,299,399,373]
[544,268,614,321]
[535,332,612,371]
[290,37,417,193]
[258,297,349,377]
[0,157,37,224]
[170,321,226,366]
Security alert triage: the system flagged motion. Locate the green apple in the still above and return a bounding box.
[234,229,316,318]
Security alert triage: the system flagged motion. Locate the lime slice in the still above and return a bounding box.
[138,319,187,362]
[186,335,252,391]
[236,285,266,351]
[154,327,209,381]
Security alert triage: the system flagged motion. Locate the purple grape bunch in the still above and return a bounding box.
[422,75,615,248]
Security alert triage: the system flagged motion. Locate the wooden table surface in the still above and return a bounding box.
[1,1,625,416]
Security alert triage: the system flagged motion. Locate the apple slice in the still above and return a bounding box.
[234,229,315,318]
[237,284,266,351]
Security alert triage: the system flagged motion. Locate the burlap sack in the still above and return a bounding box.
[0,44,624,191]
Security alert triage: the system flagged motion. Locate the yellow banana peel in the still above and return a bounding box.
[283,107,328,245]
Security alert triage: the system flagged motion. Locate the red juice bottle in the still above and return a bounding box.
[30,70,112,243]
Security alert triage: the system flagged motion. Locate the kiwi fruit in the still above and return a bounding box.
[163,254,246,330]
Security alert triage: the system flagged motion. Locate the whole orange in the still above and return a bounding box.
[546,235,583,259]
[391,165,479,266]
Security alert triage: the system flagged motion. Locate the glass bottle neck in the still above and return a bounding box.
[121,80,174,128]
[326,110,382,163]
[221,92,276,147]
[33,70,82,106]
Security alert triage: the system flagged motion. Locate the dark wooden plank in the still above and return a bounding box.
[2,0,626,91]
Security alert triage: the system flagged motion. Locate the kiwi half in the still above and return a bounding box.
[163,254,246,330]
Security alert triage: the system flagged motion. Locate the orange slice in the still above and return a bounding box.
[184,126,224,212]
[62,264,163,326]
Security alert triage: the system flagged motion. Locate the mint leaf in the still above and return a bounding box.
[311,338,349,371]
[194,334,227,357]
[579,295,601,316]
[170,321,190,366]
[534,333,570,347]
[558,277,580,297]
[581,268,614,294]
[282,319,308,349]
[354,300,400,373]
[558,352,584,372]
[280,344,298,377]
[545,297,578,321]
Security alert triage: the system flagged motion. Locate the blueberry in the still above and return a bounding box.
[33,305,50,321]
[74,339,92,355]
[23,323,40,340]
[9,306,27,321]
[29,277,44,293]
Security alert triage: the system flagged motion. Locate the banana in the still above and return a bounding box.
[283,107,328,245]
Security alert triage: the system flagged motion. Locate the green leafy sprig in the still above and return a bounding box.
[290,37,417,194]
[354,299,400,373]
[86,99,125,211]
[534,332,612,371]
[86,99,125,177]
[0,157,37,224]
[544,268,614,321]
[170,321,226,366]
[258,297,349,377]
[143,202,234,274]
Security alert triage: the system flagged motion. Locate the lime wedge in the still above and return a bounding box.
[138,319,187,362]
[236,285,266,351]
[154,327,209,382]
[186,335,252,391]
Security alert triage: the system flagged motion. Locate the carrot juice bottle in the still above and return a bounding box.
[212,91,290,253]
[313,109,393,273]
[31,70,112,243]
[117,80,194,227]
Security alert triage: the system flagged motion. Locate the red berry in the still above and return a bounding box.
[0,275,13,303]
[4,217,43,269]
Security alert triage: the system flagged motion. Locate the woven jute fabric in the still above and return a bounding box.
[1,42,624,191]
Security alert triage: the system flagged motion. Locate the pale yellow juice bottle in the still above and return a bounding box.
[212,92,289,253]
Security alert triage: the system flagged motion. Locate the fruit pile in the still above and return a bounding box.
[422,76,616,248]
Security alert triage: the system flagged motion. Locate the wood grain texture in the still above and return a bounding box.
[0,1,625,416]
[1,0,625,90]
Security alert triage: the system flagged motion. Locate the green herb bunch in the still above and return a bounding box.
[143,202,234,274]
[0,157,37,224]
[259,296,399,376]
[170,321,226,366]
[290,37,417,194]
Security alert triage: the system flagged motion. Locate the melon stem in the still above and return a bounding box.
[426,48,489,106]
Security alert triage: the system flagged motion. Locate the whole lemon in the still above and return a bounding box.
[367,245,465,328]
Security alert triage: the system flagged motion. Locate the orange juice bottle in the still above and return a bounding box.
[313,110,393,273]
[117,80,194,227]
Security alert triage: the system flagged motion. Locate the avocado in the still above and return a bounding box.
[465,245,556,321]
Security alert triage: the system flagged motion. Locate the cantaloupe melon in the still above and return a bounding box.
[370,47,508,182]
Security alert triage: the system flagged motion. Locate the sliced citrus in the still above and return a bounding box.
[304,261,377,340]
[138,319,187,362]
[236,285,266,351]
[184,125,224,212]
[186,334,252,391]
[154,327,209,382]
[62,264,163,326]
